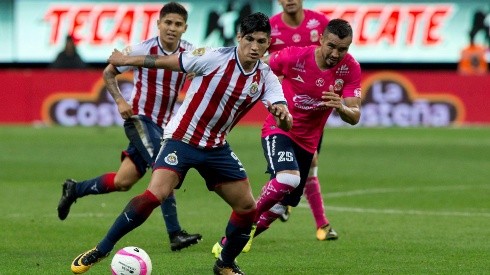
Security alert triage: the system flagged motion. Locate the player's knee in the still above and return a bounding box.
[276,173,301,188]
[114,178,138,191]
[270,203,287,215]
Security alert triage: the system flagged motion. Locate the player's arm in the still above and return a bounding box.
[321,85,361,125]
[267,101,293,131]
[103,64,133,119]
[337,96,361,125]
[108,49,182,71]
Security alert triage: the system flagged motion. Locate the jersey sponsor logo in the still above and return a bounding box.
[292,75,305,83]
[191,47,205,56]
[310,29,320,43]
[315,78,325,87]
[336,64,350,76]
[306,19,321,29]
[292,94,327,111]
[292,59,306,73]
[334,79,344,92]
[164,152,178,165]
[271,25,281,36]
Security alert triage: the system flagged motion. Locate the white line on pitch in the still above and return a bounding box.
[325,185,490,198]
[296,203,490,218]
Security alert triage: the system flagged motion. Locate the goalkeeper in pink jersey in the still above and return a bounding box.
[269,0,339,241]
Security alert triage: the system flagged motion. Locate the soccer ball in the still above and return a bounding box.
[110,246,152,275]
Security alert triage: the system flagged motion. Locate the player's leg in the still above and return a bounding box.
[71,140,185,274]
[254,134,302,235]
[165,190,203,251]
[213,180,255,275]
[126,115,202,250]
[57,152,141,220]
[304,134,338,240]
[198,144,253,274]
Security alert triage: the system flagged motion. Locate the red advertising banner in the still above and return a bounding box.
[0,69,488,126]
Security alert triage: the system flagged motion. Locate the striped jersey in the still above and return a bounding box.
[263,46,362,153]
[163,47,286,149]
[116,36,194,128]
[269,9,329,53]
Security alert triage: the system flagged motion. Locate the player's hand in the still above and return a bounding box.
[186,72,196,80]
[320,85,344,112]
[267,101,293,131]
[108,49,126,66]
[116,98,133,119]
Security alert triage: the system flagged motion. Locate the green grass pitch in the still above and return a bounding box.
[1,125,489,274]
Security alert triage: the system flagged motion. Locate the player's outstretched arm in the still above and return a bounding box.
[107,49,182,72]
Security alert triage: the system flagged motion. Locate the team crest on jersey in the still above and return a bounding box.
[310,30,319,42]
[333,79,344,92]
[164,152,178,165]
[192,48,205,56]
[249,82,259,96]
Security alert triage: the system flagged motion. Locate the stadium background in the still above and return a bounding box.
[0,0,489,127]
[1,1,489,274]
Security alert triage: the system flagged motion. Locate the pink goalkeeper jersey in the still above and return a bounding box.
[269,9,329,53]
[117,37,194,128]
[163,47,286,149]
[263,46,362,153]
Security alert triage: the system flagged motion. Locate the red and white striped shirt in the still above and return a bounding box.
[117,37,194,128]
[164,47,286,149]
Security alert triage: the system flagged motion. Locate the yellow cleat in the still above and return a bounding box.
[211,238,224,259]
[242,224,256,253]
[211,225,256,259]
[316,224,339,241]
[71,247,108,274]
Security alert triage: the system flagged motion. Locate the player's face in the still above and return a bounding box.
[157,13,187,51]
[237,32,271,65]
[278,0,303,14]
[318,32,352,68]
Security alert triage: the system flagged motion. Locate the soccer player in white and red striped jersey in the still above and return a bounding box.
[252,18,362,242]
[57,2,202,253]
[268,0,340,242]
[71,12,292,275]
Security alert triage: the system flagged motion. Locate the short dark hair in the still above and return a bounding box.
[160,2,188,22]
[239,12,271,36]
[324,18,353,39]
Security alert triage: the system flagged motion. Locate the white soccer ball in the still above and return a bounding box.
[110,246,152,275]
